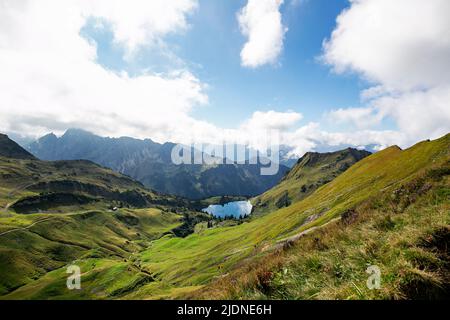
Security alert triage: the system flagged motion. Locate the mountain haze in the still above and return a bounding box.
[28,129,289,199]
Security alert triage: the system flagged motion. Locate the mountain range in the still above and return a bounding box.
[27,129,290,199]
[0,132,448,300]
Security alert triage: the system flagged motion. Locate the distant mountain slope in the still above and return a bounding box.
[0,134,36,160]
[0,134,189,212]
[253,148,371,214]
[28,129,289,199]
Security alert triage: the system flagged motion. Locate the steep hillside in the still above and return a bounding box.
[3,133,447,299]
[0,134,36,160]
[194,166,450,300]
[0,134,211,215]
[253,148,371,214]
[0,137,187,212]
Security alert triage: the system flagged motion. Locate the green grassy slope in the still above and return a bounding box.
[194,168,449,299]
[0,133,195,213]
[1,134,448,299]
[0,208,183,298]
[252,148,371,214]
[0,135,209,299]
[0,155,186,213]
[129,134,448,298]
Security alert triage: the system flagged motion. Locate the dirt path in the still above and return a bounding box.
[0,217,56,237]
[2,182,36,211]
[0,210,91,237]
[3,202,12,211]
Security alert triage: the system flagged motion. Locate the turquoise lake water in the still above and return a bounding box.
[202,200,253,219]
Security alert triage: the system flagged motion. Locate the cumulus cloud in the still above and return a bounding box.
[323,0,450,91]
[85,0,197,56]
[372,85,450,141]
[326,107,384,129]
[242,110,302,131]
[0,0,311,153]
[238,0,287,68]
[281,122,406,157]
[322,0,450,142]
[1,0,446,159]
[234,111,403,158]
[0,0,209,142]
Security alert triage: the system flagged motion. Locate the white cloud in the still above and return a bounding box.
[238,0,287,68]
[0,0,319,154]
[323,0,450,91]
[242,110,302,131]
[0,0,198,58]
[322,0,450,143]
[372,85,450,141]
[360,85,388,101]
[1,0,447,160]
[326,107,384,129]
[84,0,197,57]
[283,122,407,157]
[0,0,209,142]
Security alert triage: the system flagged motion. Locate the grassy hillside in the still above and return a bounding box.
[0,208,183,297]
[0,137,194,213]
[0,135,209,298]
[129,135,448,299]
[252,148,370,214]
[1,134,448,299]
[193,168,449,299]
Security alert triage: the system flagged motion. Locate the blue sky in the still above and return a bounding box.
[83,0,363,130]
[1,0,449,155]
